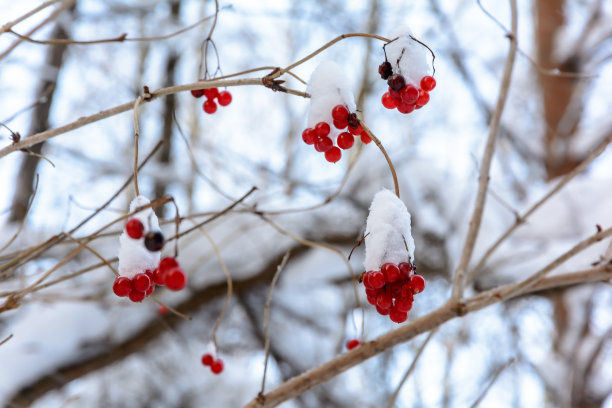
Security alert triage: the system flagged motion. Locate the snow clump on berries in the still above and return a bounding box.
[306,61,356,128]
[385,26,431,87]
[118,196,161,278]
[364,189,415,271]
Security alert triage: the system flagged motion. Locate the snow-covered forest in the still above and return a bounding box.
[1,1,612,407]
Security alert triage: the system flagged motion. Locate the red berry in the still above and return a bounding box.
[376,305,391,315]
[145,269,155,281]
[381,92,398,109]
[381,263,400,283]
[360,133,372,144]
[369,271,385,289]
[416,91,430,106]
[398,262,413,279]
[389,308,408,323]
[367,295,377,305]
[363,271,373,289]
[211,359,224,374]
[302,128,316,145]
[376,292,393,310]
[203,88,220,100]
[203,99,217,114]
[201,353,214,366]
[191,88,204,98]
[346,339,360,350]
[388,281,403,298]
[218,90,232,106]
[165,268,187,291]
[420,76,436,92]
[125,218,144,239]
[401,282,414,299]
[325,147,342,163]
[145,284,155,296]
[387,74,406,91]
[314,122,330,137]
[331,105,349,121]
[400,85,419,104]
[132,273,151,292]
[348,125,363,136]
[112,276,132,297]
[333,119,348,130]
[388,87,402,101]
[158,305,168,315]
[159,257,179,272]
[337,132,354,150]
[395,297,413,312]
[152,268,166,286]
[129,290,146,303]
[314,136,333,153]
[410,274,426,294]
[397,102,415,114]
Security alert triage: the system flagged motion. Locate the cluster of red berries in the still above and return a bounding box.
[112,256,187,302]
[125,218,165,251]
[191,86,232,114]
[361,262,425,323]
[301,105,372,163]
[378,61,436,114]
[346,338,360,350]
[201,353,224,375]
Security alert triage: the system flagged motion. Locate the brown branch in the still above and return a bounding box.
[451,0,518,300]
[0,0,60,34]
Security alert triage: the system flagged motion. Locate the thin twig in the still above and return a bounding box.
[0,0,60,34]
[0,333,13,347]
[260,252,291,400]
[0,175,38,254]
[451,0,518,300]
[386,329,438,408]
[132,96,143,196]
[469,358,515,408]
[358,119,400,198]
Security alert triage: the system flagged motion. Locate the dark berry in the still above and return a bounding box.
[337,132,354,150]
[302,128,316,145]
[314,122,330,137]
[129,290,146,303]
[346,339,360,350]
[203,88,220,99]
[389,308,408,323]
[314,136,333,153]
[191,88,204,98]
[378,61,393,80]
[381,263,400,283]
[144,231,165,252]
[331,105,349,122]
[132,273,151,292]
[125,218,144,239]
[333,119,348,130]
[203,99,217,114]
[387,74,405,92]
[201,353,214,366]
[211,359,224,374]
[381,92,398,109]
[218,90,232,106]
[369,271,385,289]
[165,268,187,291]
[347,113,359,129]
[420,76,436,92]
[325,147,342,163]
[400,85,419,104]
[410,274,426,294]
[113,276,132,297]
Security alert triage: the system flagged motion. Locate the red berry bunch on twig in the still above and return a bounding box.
[201,353,224,375]
[191,84,232,114]
[361,261,425,323]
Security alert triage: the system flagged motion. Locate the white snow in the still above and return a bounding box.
[306,61,357,128]
[117,196,161,278]
[364,189,416,271]
[385,26,432,86]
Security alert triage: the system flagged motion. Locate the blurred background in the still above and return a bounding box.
[1,0,612,407]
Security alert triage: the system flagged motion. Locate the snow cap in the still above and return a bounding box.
[385,26,431,86]
[364,189,415,271]
[306,61,356,128]
[118,195,161,278]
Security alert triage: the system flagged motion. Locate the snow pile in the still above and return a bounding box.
[385,26,431,87]
[364,189,415,271]
[118,196,160,278]
[306,61,356,128]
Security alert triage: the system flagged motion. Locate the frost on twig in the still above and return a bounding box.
[364,189,415,271]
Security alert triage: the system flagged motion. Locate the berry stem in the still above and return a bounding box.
[260,252,291,396]
[132,95,143,196]
[358,119,400,199]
